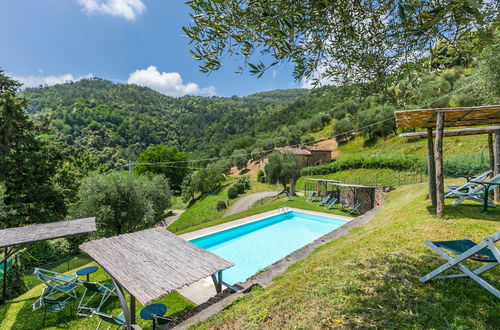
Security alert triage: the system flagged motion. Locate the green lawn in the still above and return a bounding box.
[191,182,500,329]
[0,257,195,330]
[170,195,355,235]
[168,178,279,234]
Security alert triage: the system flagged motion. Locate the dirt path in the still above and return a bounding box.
[162,209,185,227]
[224,191,279,217]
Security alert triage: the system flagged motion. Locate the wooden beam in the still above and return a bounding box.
[112,278,132,330]
[427,128,437,207]
[435,112,445,218]
[129,296,136,329]
[494,130,500,203]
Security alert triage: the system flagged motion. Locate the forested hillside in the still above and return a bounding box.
[21,29,500,170]
[23,81,316,166]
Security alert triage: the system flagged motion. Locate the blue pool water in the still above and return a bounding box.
[191,211,347,285]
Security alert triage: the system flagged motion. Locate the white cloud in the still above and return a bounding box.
[12,73,94,88]
[300,64,338,89]
[78,0,146,21]
[127,66,216,97]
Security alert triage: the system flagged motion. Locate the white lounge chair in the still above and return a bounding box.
[451,173,500,207]
[445,170,492,198]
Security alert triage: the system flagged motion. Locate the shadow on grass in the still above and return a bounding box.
[338,252,498,328]
[425,203,500,222]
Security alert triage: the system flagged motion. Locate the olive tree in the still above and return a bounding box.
[264,151,299,195]
[184,0,498,87]
[70,172,171,236]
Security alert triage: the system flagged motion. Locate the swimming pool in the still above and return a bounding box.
[190,211,347,285]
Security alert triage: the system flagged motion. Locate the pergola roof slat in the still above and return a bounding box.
[79,227,233,305]
[395,105,500,129]
[0,217,96,249]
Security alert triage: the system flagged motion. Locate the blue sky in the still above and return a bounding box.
[0,0,303,97]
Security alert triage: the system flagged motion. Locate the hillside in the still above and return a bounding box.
[22,80,312,166]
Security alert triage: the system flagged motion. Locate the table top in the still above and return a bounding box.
[76,266,98,276]
[140,303,167,320]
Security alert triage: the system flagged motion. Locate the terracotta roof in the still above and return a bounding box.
[304,146,331,152]
[274,147,312,156]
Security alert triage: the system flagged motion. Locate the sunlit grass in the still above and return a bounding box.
[191,182,499,329]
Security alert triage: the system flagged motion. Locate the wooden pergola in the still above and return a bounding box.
[80,227,233,330]
[395,105,500,218]
[303,178,340,196]
[0,217,96,304]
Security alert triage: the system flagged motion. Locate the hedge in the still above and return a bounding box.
[301,155,424,176]
[301,153,490,178]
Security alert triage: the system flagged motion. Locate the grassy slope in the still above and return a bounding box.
[193,182,499,329]
[338,134,490,160]
[170,196,355,235]
[168,180,278,234]
[0,258,194,330]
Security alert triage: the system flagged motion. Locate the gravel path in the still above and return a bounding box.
[224,191,280,217]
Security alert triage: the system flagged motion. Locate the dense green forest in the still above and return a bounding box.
[23,82,312,167]
[20,29,500,171]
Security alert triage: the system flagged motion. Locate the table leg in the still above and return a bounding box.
[153,319,156,330]
[86,274,90,281]
[480,184,489,214]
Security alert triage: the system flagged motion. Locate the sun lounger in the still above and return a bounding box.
[445,170,492,198]
[450,173,500,207]
[419,231,499,299]
[317,194,332,206]
[77,281,117,317]
[323,197,337,210]
[347,202,362,214]
[306,192,317,202]
[32,268,79,311]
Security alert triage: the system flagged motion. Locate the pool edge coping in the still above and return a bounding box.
[179,207,354,241]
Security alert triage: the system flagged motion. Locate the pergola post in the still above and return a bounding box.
[494,130,500,203]
[488,133,494,173]
[427,128,437,207]
[112,278,133,329]
[435,112,445,218]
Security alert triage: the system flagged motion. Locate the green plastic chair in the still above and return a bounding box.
[94,311,126,329]
[420,231,499,299]
[77,281,117,317]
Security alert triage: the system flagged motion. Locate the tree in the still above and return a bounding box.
[133,145,189,191]
[181,168,225,202]
[231,149,248,170]
[333,118,354,144]
[0,70,65,228]
[184,1,498,86]
[264,151,299,194]
[70,172,171,236]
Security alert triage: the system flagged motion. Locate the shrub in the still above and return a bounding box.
[256,170,265,183]
[235,183,246,194]
[235,176,251,190]
[216,200,227,211]
[227,187,238,199]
